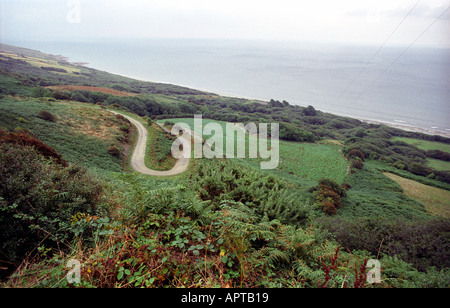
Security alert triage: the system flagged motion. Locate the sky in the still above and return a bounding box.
[1,0,450,47]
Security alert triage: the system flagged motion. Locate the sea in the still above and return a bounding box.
[4,38,450,135]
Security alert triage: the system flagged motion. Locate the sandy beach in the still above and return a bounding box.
[361,119,450,139]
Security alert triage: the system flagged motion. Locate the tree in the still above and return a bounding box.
[302,105,317,116]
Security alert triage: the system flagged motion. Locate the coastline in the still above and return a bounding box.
[3,41,448,140]
[121,73,450,139]
[327,111,450,138]
[362,119,450,139]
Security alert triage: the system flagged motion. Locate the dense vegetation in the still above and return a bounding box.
[0,43,449,288]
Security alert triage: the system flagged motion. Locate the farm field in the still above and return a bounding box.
[384,172,450,218]
[427,158,450,172]
[158,118,348,184]
[392,136,450,153]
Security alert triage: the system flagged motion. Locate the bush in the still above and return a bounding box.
[350,159,364,170]
[0,129,66,166]
[426,150,450,162]
[279,123,315,142]
[70,91,89,103]
[302,105,317,116]
[38,110,56,122]
[314,178,347,215]
[30,87,52,98]
[0,142,104,269]
[408,162,433,177]
[347,149,365,161]
[319,217,450,272]
[108,145,122,158]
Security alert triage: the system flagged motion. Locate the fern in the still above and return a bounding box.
[261,247,291,266]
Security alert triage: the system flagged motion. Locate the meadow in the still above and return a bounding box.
[158,117,349,185]
[0,96,129,172]
[392,137,450,153]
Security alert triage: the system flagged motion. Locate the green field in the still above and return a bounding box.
[392,137,450,153]
[145,124,177,171]
[427,158,450,172]
[159,118,349,184]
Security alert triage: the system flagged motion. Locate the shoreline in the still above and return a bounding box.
[123,73,450,139]
[51,52,450,140]
[326,111,450,138]
[3,41,448,139]
[362,119,450,139]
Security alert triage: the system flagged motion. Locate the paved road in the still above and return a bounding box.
[110,111,192,176]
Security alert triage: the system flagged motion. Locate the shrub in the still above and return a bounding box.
[0,129,66,166]
[321,199,337,215]
[38,110,56,122]
[70,91,89,103]
[108,145,122,158]
[0,142,104,271]
[408,162,433,177]
[302,105,317,116]
[279,123,315,142]
[119,124,130,133]
[347,149,365,161]
[319,217,450,272]
[426,150,450,162]
[30,87,52,98]
[350,159,364,170]
[314,178,347,215]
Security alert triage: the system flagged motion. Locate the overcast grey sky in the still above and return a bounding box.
[1,0,450,46]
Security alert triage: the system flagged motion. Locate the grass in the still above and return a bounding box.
[0,51,81,76]
[278,141,348,183]
[338,162,429,220]
[158,117,349,185]
[392,137,450,153]
[384,172,450,218]
[427,158,450,172]
[0,96,127,173]
[145,124,177,171]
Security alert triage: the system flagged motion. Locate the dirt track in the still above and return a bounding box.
[110,111,191,176]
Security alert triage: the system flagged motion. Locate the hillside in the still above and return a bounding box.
[0,44,449,288]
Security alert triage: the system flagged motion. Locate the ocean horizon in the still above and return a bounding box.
[4,38,450,135]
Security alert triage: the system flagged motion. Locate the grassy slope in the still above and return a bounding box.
[0,97,128,173]
[384,172,450,218]
[339,162,429,220]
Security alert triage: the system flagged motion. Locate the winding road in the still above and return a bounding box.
[110,111,192,176]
